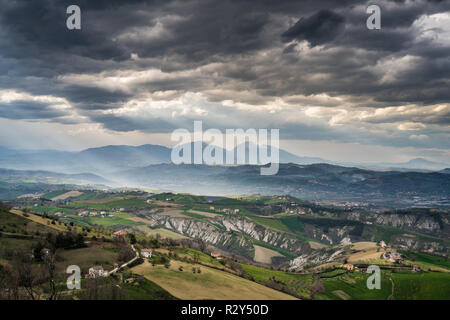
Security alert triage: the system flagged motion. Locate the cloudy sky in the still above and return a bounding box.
[0,0,449,163]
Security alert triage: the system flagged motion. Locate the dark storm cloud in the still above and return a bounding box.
[59,85,132,105]
[0,101,68,120]
[0,0,448,152]
[282,10,346,46]
[89,113,177,133]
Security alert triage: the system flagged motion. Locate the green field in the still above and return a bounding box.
[0,237,38,261]
[24,206,76,215]
[279,216,305,233]
[0,209,58,235]
[399,250,450,270]
[249,216,290,232]
[319,271,393,300]
[42,190,69,199]
[391,272,450,299]
[87,216,138,227]
[240,263,313,298]
[112,212,135,219]
[66,191,100,201]
[55,245,120,274]
[71,197,151,209]
[181,211,208,220]
[0,208,58,264]
[136,227,188,240]
[251,239,295,259]
[189,206,227,216]
[116,276,178,300]
[151,193,205,203]
[318,270,450,300]
[174,248,223,267]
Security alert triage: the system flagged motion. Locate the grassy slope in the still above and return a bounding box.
[249,216,290,232]
[0,209,58,235]
[391,272,450,299]
[55,245,120,274]
[24,206,76,215]
[399,250,450,270]
[134,226,188,240]
[71,197,151,209]
[319,271,393,300]
[118,276,178,300]
[175,248,223,266]
[9,209,67,232]
[86,216,138,227]
[241,263,313,298]
[133,259,297,300]
[318,270,450,300]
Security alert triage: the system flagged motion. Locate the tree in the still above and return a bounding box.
[127,233,137,244]
[193,253,200,264]
[118,246,135,263]
[32,242,45,262]
[309,279,325,298]
[43,252,59,300]
[14,253,41,300]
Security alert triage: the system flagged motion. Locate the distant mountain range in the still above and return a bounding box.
[111,163,450,207]
[0,160,448,207]
[0,143,326,174]
[0,144,448,174]
[0,168,110,185]
[366,158,450,171]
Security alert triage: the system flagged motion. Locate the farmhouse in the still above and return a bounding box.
[383,250,402,263]
[342,263,354,271]
[88,266,108,278]
[78,210,89,217]
[210,251,226,260]
[141,249,153,258]
[113,230,127,238]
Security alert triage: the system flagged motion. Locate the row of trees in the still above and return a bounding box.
[0,250,59,300]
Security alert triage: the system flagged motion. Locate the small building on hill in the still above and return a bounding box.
[383,250,402,263]
[124,278,135,284]
[210,251,226,260]
[79,210,89,217]
[342,263,354,271]
[141,249,153,258]
[113,230,127,238]
[88,266,107,278]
